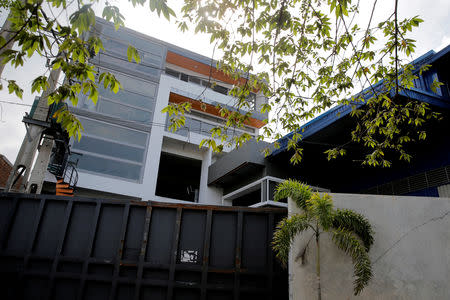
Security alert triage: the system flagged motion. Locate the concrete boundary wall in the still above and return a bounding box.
[288,193,450,300]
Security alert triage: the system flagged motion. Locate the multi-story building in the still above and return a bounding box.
[61,18,267,204]
[39,18,450,207]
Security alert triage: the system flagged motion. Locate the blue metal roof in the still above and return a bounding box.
[271,45,450,157]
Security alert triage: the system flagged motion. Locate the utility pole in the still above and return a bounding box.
[4,67,61,193]
[2,5,71,194]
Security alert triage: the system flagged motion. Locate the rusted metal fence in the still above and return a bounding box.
[0,193,288,300]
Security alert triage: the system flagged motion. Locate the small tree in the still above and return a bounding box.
[272,180,374,299]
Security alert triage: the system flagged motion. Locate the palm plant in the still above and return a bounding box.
[272,180,374,299]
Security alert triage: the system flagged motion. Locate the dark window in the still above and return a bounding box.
[188,76,201,85]
[201,80,211,88]
[213,84,229,95]
[180,73,189,82]
[165,68,180,79]
[156,152,201,202]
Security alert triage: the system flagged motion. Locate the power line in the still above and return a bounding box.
[0,100,33,107]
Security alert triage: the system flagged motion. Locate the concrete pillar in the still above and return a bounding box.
[4,67,61,192]
[27,137,54,193]
[4,125,44,192]
[438,184,450,198]
[198,148,223,205]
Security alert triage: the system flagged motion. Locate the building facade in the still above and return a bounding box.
[63,18,267,204]
[41,18,450,206]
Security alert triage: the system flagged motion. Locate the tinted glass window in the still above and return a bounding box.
[213,84,228,95]
[77,154,141,181]
[180,73,189,82]
[98,86,155,111]
[100,26,164,56]
[93,54,159,80]
[165,68,180,78]
[189,118,201,134]
[201,81,211,88]
[188,76,201,85]
[98,99,153,123]
[201,123,214,135]
[74,136,145,163]
[79,117,148,147]
[112,72,157,97]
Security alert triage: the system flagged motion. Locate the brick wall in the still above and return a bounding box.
[0,154,22,191]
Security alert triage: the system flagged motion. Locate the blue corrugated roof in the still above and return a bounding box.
[271,46,450,157]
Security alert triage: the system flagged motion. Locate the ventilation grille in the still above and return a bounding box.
[363,165,450,196]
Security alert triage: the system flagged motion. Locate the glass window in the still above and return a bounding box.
[100,26,164,56]
[201,80,211,88]
[97,99,153,123]
[77,153,142,181]
[189,118,201,134]
[201,122,214,135]
[213,84,229,95]
[98,86,155,111]
[93,54,160,80]
[165,115,188,136]
[79,117,148,147]
[100,39,161,67]
[188,76,201,85]
[180,73,189,82]
[109,72,157,98]
[165,68,180,79]
[73,136,145,163]
[101,38,125,57]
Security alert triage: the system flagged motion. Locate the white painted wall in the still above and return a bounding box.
[199,148,224,205]
[288,193,450,300]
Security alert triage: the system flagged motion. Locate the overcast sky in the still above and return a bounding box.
[0,0,449,163]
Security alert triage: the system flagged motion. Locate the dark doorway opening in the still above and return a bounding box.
[156,152,201,202]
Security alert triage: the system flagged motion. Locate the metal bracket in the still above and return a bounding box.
[22,116,51,128]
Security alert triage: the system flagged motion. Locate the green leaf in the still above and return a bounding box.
[127,45,141,63]
[7,80,23,99]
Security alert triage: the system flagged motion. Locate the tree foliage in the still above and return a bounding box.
[0,0,439,166]
[0,0,174,140]
[272,180,374,296]
[173,0,440,166]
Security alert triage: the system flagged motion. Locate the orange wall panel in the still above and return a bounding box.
[168,93,266,129]
[166,51,249,86]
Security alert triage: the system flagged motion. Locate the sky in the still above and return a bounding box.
[0,0,449,163]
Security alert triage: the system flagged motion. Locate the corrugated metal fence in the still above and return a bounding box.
[0,193,288,300]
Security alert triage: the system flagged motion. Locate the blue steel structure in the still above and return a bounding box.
[272,46,450,157]
[266,45,450,197]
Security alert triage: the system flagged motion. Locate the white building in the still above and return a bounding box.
[63,18,267,205]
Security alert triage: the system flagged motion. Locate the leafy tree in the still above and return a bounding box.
[0,0,439,166]
[0,0,12,11]
[272,180,374,298]
[171,0,440,167]
[0,0,174,140]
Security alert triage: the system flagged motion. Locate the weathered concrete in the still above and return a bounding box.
[438,184,450,198]
[288,193,450,300]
